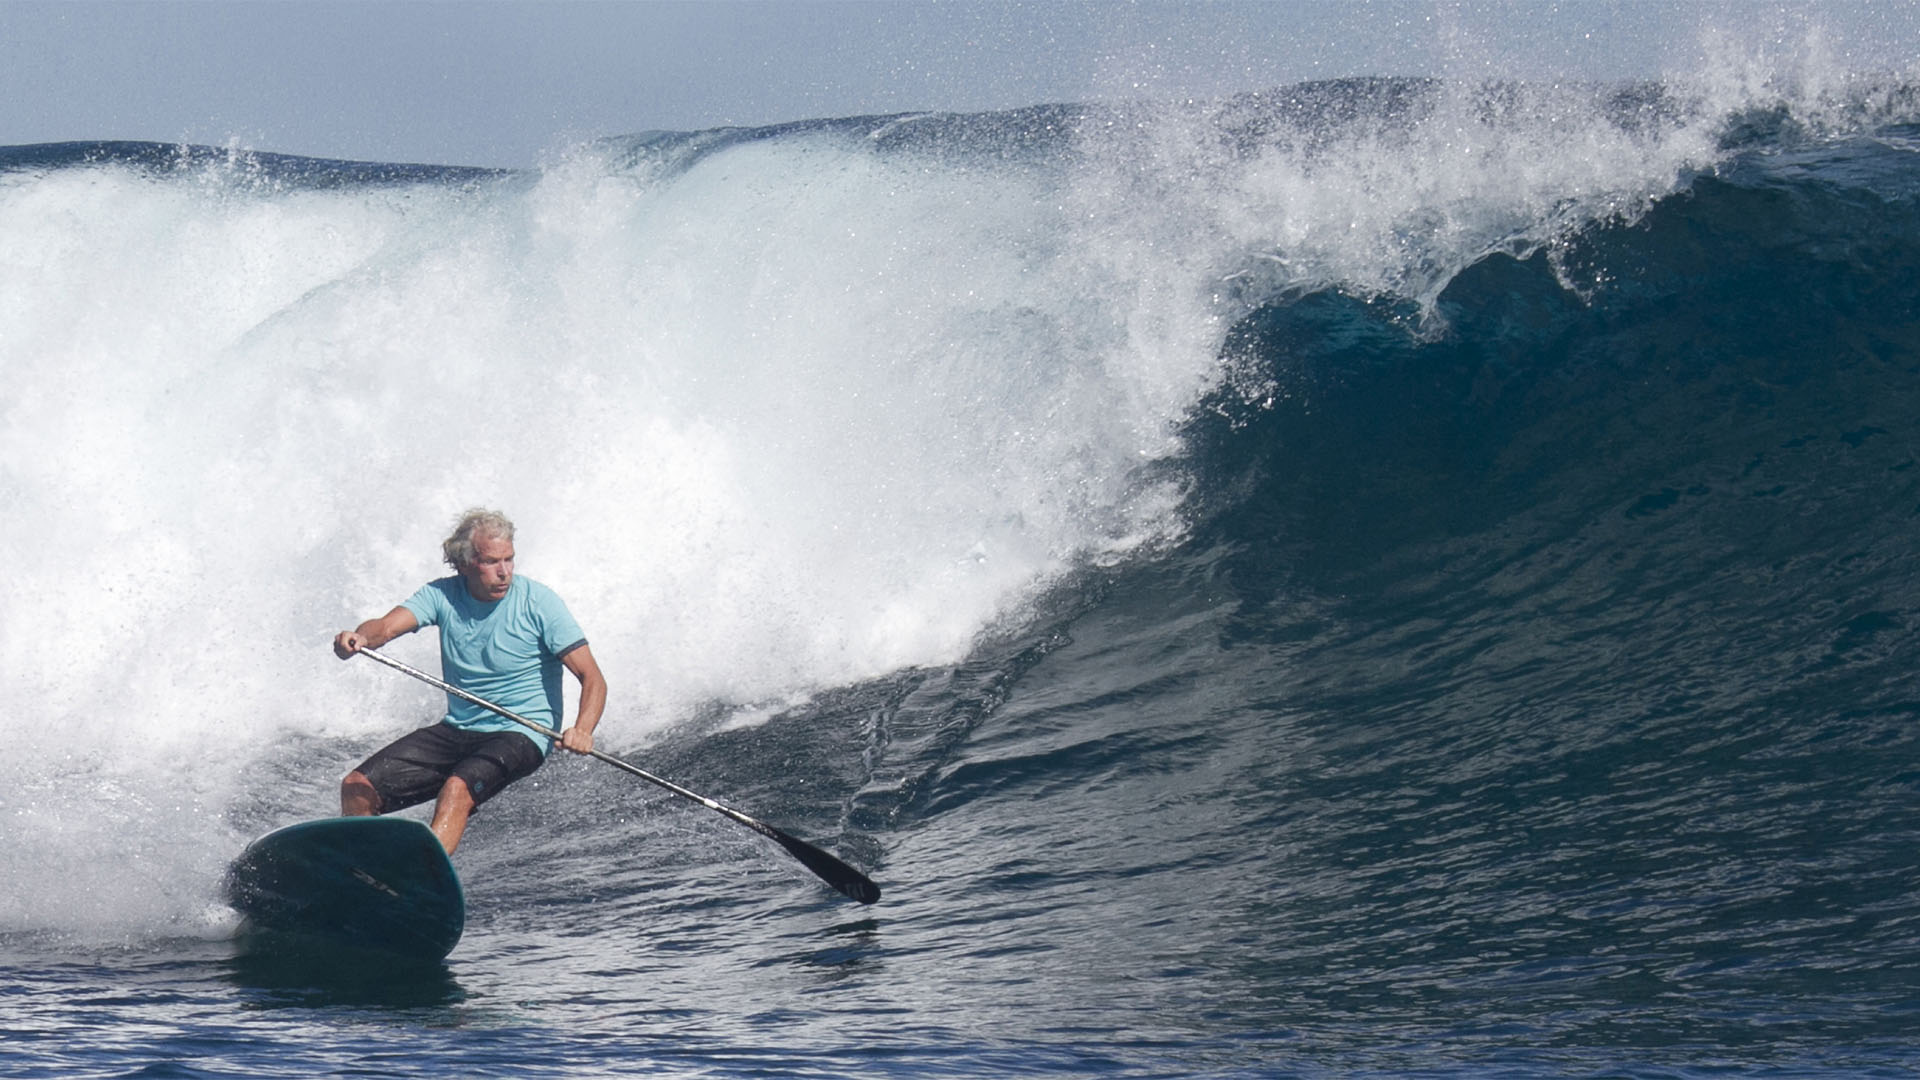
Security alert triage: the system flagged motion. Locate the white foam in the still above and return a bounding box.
[0,136,1215,935]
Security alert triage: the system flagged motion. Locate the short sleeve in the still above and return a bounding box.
[534,582,587,658]
[402,578,453,628]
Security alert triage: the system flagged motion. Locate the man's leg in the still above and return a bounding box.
[428,776,477,854]
[348,725,467,822]
[341,770,380,816]
[419,731,545,855]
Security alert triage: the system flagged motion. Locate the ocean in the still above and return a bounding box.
[3,69,1920,1078]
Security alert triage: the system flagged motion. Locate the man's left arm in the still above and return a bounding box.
[558,644,608,755]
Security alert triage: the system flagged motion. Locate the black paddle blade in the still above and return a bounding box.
[768,828,881,904]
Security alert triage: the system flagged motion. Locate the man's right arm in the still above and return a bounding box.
[333,606,420,659]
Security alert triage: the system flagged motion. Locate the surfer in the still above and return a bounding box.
[332,508,608,854]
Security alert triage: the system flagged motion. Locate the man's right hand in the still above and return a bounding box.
[333,630,364,659]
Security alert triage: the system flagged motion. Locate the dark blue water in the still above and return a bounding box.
[5,81,1920,1077]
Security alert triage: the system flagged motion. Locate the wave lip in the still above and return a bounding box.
[0,139,510,190]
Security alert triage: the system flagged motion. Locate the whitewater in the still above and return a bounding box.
[4,43,1920,1080]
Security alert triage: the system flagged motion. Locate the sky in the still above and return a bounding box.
[3,1,1917,169]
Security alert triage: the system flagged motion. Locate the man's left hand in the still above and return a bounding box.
[560,726,596,755]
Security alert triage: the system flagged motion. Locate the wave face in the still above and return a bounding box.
[5,67,1920,1076]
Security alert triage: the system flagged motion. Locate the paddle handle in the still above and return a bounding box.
[356,645,562,736]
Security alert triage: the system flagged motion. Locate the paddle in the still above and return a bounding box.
[353,646,881,905]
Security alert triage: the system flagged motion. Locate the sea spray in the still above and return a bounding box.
[0,128,1218,935]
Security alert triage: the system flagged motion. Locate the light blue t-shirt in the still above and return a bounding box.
[401,575,587,756]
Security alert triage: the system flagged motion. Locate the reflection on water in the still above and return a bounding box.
[222,945,467,1011]
[752,916,884,984]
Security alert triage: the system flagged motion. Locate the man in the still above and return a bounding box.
[332,509,608,854]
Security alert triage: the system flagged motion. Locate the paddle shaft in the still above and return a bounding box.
[354,646,880,904]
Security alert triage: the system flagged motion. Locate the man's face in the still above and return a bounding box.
[461,532,515,602]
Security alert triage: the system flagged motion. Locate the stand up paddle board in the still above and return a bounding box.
[224,817,465,962]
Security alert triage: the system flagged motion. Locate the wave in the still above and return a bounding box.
[1,61,1916,940]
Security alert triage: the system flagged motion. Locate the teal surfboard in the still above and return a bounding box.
[224,817,465,962]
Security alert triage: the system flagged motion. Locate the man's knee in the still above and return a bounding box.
[341,771,381,814]
[437,775,475,809]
